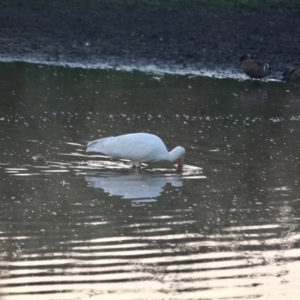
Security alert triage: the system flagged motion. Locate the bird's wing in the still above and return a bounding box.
[290,65,300,75]
[253,60,269,70]
[103,135,158,161]
[283,65,300,76]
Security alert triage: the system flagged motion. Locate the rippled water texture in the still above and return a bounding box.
[0,62,300,299]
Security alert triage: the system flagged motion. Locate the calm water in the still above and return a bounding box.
[0,62,300,299]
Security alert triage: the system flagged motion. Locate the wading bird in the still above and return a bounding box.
[87,133,185,172]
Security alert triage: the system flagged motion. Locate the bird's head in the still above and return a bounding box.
[174,146,185,173]
[240,54,251,63]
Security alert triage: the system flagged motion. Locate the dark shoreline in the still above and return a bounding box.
[0,1,300,79]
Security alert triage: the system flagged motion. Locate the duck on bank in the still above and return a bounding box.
[282,65,300,84]
[240,54,271,79]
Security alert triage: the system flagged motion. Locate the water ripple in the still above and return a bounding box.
[2,219,300,299]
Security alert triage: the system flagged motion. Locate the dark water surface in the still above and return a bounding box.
[0,62,300,299]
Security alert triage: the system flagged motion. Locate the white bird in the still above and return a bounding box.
[86,133,185,171]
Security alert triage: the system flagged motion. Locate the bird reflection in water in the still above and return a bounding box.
[238,82,269,106]
[85,169,183,206]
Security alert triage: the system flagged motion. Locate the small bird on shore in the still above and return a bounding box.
[86,133,185,172]
[282,65,300,84]
[240,54,271,79]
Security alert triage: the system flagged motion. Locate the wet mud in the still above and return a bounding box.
[0,1,299,78]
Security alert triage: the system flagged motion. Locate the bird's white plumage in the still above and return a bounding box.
[87,133,185,168]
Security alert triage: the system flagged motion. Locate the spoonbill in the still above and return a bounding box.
[240,54,270,79]
[86,133,185,171]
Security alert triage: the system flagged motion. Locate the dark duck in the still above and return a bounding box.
[240,54,270,79]
[282,65,300,84]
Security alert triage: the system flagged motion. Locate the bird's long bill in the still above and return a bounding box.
[176,158,184,173]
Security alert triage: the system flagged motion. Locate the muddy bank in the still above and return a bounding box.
[0,1,299,78]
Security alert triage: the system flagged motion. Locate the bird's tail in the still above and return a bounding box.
[86,137,108,152]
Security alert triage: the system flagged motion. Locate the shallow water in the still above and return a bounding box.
[0,62,300,299]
